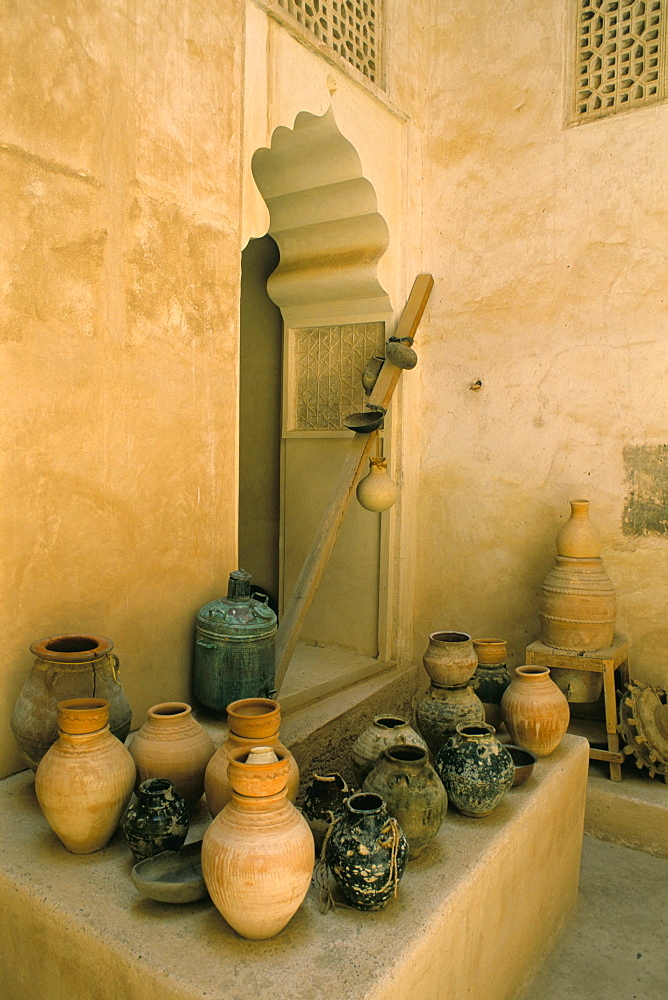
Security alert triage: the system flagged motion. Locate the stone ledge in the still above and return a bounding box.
[584,761,668,859]
[0,735,589,1000]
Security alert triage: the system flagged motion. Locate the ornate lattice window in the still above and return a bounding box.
[265,0,382,85]
[573,0,667,122]
[285,322,385,434]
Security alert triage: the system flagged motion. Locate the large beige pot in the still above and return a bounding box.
[202,747,314,940]
[501,667,570,758]
[204,697,298,817]
[35,698,135,854]
[540,556,616,652]
[423,631,477,687]
[555,499,602,558]
[128,702,214,812]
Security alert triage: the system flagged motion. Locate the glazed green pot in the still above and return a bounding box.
[435,723,514,818]
[122,778,189,862]
[416,683,485,755]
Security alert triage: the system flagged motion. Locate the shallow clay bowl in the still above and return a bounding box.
[506,745,538,786]
[131,841,208,903]
[343,411,384,433]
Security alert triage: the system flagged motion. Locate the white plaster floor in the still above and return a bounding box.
[519,836,668,1000]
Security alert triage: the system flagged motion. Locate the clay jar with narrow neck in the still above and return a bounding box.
[201,746,314,940]
[423,631,477,687]
[204,698,299,818]
[556,500,602,558]
[363,745,447,859]
[501,666,570,757]
[122,778,189,861]
[11,634,132,770]
[351,715,428,784]
[129,702,214,812]
[435,723,514,818]
[416,683,485,756]
[471,639,511,729]
[35,698,135,854]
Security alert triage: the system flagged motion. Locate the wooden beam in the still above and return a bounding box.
[275,274,434,692]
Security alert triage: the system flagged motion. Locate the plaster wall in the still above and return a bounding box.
[0,0,245,777]
[415,0,668,686]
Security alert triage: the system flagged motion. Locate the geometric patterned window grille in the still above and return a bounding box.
[289,322,385,432]
[271,0,382,85]
[574,0,667,121]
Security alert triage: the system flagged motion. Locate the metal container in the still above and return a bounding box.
[193,570,277,716]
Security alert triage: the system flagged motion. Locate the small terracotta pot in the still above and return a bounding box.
[226,698,281,739]
[226,746,291,798]
[501,666,570,757]
[129,702,215,812]
[57,697,111,735]
[423,631,477,687]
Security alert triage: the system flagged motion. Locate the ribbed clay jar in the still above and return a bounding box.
[363,745,447,859]
[501,666,570,757]
[435,723,514,818]
[201,746,314,940]
[129,702,214,812]
[540,556,616,652]
[35,698,135,854]
[351,715,428,784]
[416,683,485,755]
[204,698,299,817]
[423,631,477,687]
[471,639,511,729]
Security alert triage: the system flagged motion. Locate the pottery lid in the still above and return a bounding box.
[58,698,110,734]
[196,570,277,639]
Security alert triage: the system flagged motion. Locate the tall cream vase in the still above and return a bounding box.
[202,747,314,940]
[129,702,214,812]
[35,698,135,854]
[501,667,570,757]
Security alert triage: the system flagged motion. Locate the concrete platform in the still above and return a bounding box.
[0,735,589,1000]
[584,758,668,859]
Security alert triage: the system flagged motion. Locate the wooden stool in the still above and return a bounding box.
[525,637,630,781]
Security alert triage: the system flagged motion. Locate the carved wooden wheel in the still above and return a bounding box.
[618,680,668,780]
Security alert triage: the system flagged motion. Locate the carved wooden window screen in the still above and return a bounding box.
[284,322,385,435]
[270,0,381,84]
[573,0,667,121]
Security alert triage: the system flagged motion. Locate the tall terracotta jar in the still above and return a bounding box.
[35,698,135,854]
[201,746,314,940]
[471,639,511,729]
[204,698,299,817]
[363,745,447,859]
[540,556,616,652]
[501,666,570,757]
[556,499,602,557]
[351,715,428,784]
[129,702,214,812]
[423,631,477,687]
[11,634,132,769]
[416,683,485,755]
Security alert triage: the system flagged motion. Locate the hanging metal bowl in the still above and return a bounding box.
[343,407,385,433]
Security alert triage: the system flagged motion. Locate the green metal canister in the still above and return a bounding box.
[193,570,277,716]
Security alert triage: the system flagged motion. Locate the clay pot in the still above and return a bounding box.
[301,773,350,853]
[471,639,511,729]
[204,697,298,817]
[361,354,385,395]
[501,666,570,757]
[540,556,616,652]
[351,715,428,784]
[416,683,485,755]
[35,698,135,854]
[556,499,602,558]
[363,745,447,859]
[11,634,132,770]
[549,667,604,704]
[326,792,408,910]
[356,457,398,512]
[121,778,189,861]
[423,631,477,687]
[435,723,514,817]
[128,702,214,812]
[201,746,314,940]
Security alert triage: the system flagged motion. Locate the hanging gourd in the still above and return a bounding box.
[356,456,398,512]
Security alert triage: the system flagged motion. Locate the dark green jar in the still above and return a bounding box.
[471,639,511,729]
[121,778,189,861]
[193,570,277,717]
[435,723,514,818]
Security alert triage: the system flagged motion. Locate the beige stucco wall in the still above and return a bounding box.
[414,0,668,687]
[0,0,245,777]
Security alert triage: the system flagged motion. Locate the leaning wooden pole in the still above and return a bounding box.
[275,274,434,693]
